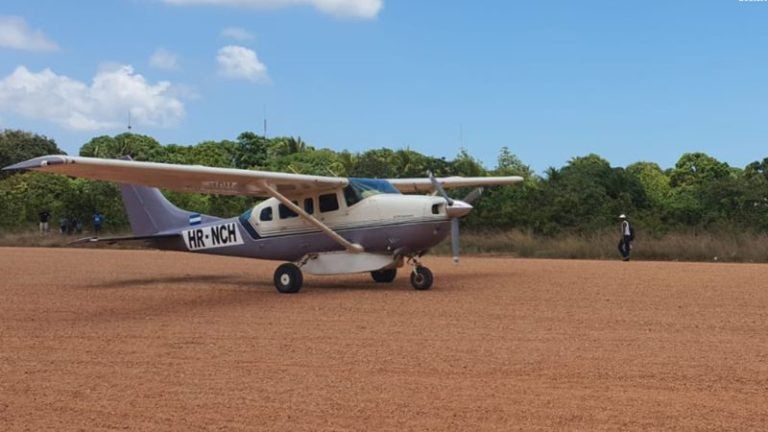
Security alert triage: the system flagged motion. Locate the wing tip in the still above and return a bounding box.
[2,155,69,171]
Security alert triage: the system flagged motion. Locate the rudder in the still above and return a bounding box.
[119,184,220,236]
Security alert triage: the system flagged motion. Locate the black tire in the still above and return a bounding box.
[371,268,397,283]
[274,263,303,294]
[410,266,433,290]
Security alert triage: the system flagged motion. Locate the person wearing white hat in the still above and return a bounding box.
[617,214,634,261]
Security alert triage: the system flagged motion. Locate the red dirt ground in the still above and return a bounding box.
[1,247,768,431]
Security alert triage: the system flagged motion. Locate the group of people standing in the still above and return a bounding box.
[38,210,104,236]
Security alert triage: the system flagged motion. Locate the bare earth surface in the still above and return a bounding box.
[2,247,768,431]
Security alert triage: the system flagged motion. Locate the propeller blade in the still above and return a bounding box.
[462,187,484,204]
[451,217,460,264]
[427,171,453,206]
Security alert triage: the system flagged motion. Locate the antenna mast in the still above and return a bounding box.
[263,105,267,137]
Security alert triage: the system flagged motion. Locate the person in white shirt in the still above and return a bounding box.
[617,214,633,261]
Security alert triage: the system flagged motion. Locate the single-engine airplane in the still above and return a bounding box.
[4,155,522,293]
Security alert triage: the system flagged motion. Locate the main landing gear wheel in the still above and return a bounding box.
[274,263,303,294]
[410,266,433,290]
[371,268,397,283]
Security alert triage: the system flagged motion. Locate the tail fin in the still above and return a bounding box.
[119,184,221,236]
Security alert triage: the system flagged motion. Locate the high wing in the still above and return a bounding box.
[3,155,347,198]
[388,175,524,193]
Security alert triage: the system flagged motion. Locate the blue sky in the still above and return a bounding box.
[1,0,767,174]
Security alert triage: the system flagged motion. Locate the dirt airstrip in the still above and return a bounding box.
[1,247,768,431]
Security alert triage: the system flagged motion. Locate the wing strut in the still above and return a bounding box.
[260,182,364,254]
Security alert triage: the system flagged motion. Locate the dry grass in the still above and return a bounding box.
[5,228,768,263]
[0,231,73,248]
[437,229,768,263]
[0,230,142,249]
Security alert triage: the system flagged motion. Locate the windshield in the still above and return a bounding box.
[343,178,400,207]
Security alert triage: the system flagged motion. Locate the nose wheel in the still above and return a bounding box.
[410,266,433,290]
[406,256,433,290]
[274,263,303,294]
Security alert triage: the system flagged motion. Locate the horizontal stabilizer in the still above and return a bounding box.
[69,233,180,245]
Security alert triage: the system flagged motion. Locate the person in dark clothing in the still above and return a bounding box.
[67,216,78,234]
[38,210,51,235]
[617,214,634,261]
[59,216,68,234]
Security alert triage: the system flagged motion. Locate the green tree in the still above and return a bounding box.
[79,133,165,161]
[0,129,64,176]
[186,140,238,167]
[451,148,486,177]
[469,147,537,229]
[626,162,670,207]
[669,152,730,188]
[494,146,533,178]
[269,136,312,158]
[351,148,398,178]
[536,154,634,233]
[234,132,269,169]
[267,149,347,176]
[737,160,768,230]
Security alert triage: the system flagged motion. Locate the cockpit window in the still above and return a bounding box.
[343,178,400,207]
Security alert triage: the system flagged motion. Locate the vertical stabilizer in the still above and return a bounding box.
[119,184,221,236]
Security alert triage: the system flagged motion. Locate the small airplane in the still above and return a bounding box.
[4,155,522,293]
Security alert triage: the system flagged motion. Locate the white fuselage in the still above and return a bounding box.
[245,192,450,238]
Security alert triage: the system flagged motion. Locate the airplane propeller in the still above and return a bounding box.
[428,171,477,264]
[462,187,484,205]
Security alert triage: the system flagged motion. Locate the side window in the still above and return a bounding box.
[279,202,299,219]
[304,197,314,214]
[319,193,339,213]
[260,207,273,221]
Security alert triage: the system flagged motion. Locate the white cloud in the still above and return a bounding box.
[163,0,382,19]
[221,27,254,41]
[0,65,185,131]
[217,45,269,83]
[0,16,59,52]
[150,48,180,70]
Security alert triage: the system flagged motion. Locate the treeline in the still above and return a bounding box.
[2,129,768,237]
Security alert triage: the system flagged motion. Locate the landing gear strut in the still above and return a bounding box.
[274,263,303,294]
[407,256,433,290]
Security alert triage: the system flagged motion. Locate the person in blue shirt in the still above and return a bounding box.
[92,211,103,235]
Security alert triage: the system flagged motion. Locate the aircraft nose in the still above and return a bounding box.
[445,199,473,218]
